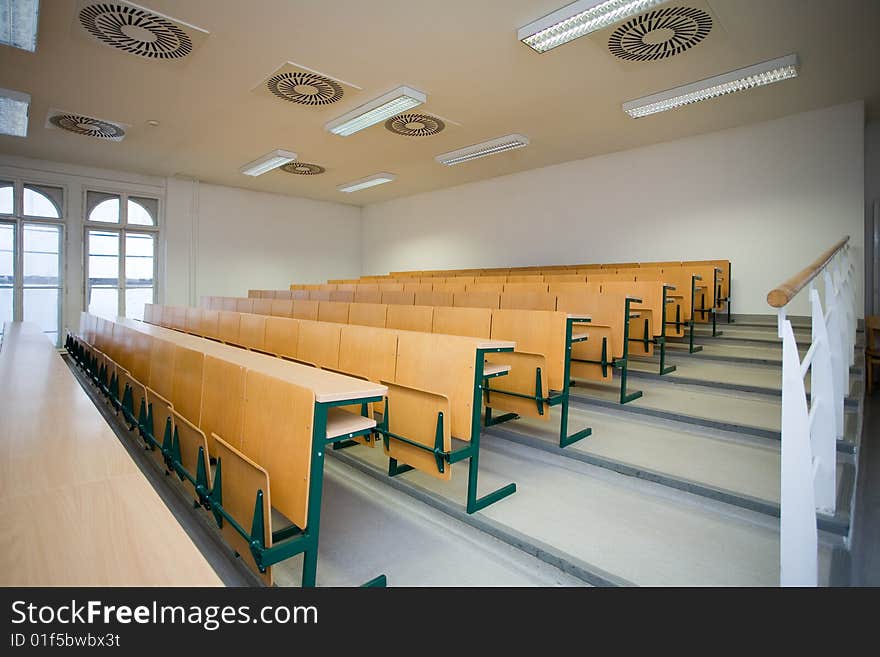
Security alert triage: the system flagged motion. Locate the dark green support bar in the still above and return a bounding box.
[688,275,704,354]
[616,298,644,404]
[658,285,677,375]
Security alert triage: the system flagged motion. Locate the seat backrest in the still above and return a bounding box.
[348,302,388,328]
[263,317,299,358]
[171,344,205,425]
[453,291,501,309]
[235,298,254,315]
[148,338,176,401]
[308,290,331,301]
[432,306,492,338]
[381,290,415,306]
[297,321,341,369]
[199,355,246,456]
[556,289,626,359]
[414,290,453,307]
[270,299,293,317]
[292,299,319,321]
[386,305,433,333]
[394,331,480,440]
[212,434,273,585]
[318,301,350,325]
[353,289,381,304]
[329,290,355,302]
[251,298,273,316]
[291,290,310,300]
[467,282,504,294]
[218,310,242,345]
[501,290,556,311]
[338,324,398,383]
[239,313,267,352]
[490,309,567,390]
[241,370,314,531]
[403,282,433,293]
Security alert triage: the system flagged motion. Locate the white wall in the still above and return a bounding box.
[362,102,866,317]
[164,180,361,305]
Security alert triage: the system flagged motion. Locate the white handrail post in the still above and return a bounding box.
[823,270,846,439]
[779,315,818,586]
[809,287,836,515]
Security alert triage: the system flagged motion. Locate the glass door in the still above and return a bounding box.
[0,222,13,337]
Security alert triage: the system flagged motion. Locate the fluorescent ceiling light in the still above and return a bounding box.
[0,0,40,52]
[0,87,30,137]
[435,134,530,166]
[239,149,297,176]
[337,173,396,193]
[623,54,799,118]
[326,86,425,137]
[519,0,667,53]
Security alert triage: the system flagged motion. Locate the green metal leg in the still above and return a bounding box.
[299,403,329,588]
[558,318,591,447]
[618,299,644,404]
[361,575,387,588]
[467,349,517,514]
[388,458,414,476]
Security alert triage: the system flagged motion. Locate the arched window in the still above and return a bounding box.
[127,198,155,226]
[23,186,61,219]
[84,190,159,321]
[89,198,120,223]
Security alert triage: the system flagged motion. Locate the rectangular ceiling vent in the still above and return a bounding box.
[74,0,209,61]
[45,108,128,141]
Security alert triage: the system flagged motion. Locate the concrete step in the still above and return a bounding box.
[628,356,862,406]
[485,405,853,535]
[569,379,860,451]
[331,439,840,586]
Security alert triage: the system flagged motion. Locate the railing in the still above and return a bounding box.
[768,235,856,586]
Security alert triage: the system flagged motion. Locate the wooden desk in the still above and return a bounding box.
[0,321,222,586]
[116,318,386,405]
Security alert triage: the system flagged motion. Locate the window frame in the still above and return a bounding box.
[83,188,161,320]
[0,180,65,343]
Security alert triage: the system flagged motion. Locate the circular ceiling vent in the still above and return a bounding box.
[280,162,326,176]
[267,72,344,106]
[49,114,126,139]
[608,6,712,62]
[385,113,445,137]
[79,3,193,60]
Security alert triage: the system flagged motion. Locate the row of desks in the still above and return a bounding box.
[0,321,222,586]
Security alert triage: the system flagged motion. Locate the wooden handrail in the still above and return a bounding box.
[767,236,850,308]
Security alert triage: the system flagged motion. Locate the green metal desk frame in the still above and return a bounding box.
[627,286,678,376]
[374,345,518,515]
[483,316,594,447]
[565,299,644,404]
[124,379,387,589]
[693,268,724,338]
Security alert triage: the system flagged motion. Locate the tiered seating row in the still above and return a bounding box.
[66,313,386,587]
[191,298,597,446]
[142,303,523,513]
[240,283,670,402]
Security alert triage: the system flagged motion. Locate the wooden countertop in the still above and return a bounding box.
[0,322,223,586]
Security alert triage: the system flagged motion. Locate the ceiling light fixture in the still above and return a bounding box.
[0,87,30,137]
[325,86,425,136]
[239,149,297,176]
[337,173,396,193]
[435,134,530,166]
[0,0,40,52]
[518,0,668,53]
[623,54,799,118]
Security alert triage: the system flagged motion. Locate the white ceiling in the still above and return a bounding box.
[0,0,877,206]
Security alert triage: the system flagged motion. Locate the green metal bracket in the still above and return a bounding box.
[658,285,677,375]
[688,275,704,354]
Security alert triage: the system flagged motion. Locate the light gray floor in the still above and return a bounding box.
[336,439,835,586]
[271,459,587,587]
